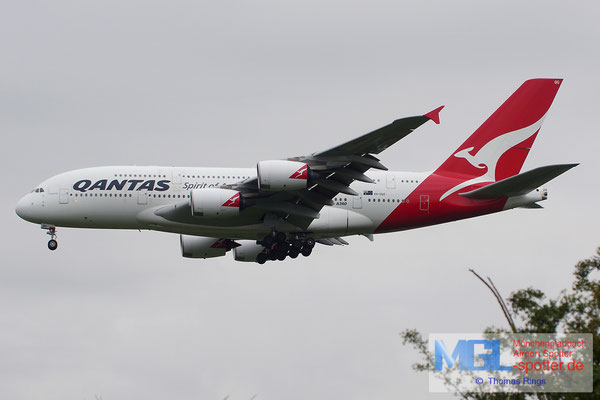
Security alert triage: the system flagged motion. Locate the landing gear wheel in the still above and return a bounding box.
[291,240,303,250]
[277,251,287,261]
[48,239,58,251]
[256,252,267,264]
[262,236,274,248]
[268,251,278,261]
[301,246,312,257]
[274,232,286,244]
[288,249,299,259]
[305,238,316,248]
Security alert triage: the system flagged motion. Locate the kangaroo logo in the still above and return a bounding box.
[289,165,308,179]
[440,113,546,201]
[222,192,240,207]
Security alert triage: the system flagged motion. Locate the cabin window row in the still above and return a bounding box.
[183,175,249,179]
[72,193,192,199]
[73,193,133,197]
[367,198,408,203]
[113,174,168,178]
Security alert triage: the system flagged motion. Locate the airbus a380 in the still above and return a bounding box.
[16,79,576,264]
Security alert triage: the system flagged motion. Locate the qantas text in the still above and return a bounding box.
[73,179,171,192]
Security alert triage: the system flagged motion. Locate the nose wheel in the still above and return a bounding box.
[48,239,58,251]
[43,225,58,251]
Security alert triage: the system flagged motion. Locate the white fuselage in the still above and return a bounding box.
[16,166,430,240]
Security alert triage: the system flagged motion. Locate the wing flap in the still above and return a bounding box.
[313,178,359,196]
[316,237,350,246]
[333,168,375,183]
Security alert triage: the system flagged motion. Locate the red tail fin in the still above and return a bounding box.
[435,79,563,182]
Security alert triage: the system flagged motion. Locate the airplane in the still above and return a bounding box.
[15,78,577,264]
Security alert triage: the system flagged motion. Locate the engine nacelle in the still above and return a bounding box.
[180,235,234,258]
[190,188,241,217]
[257,160,309,191]
[232,241,265,262]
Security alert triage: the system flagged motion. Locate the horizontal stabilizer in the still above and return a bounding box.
[460,163,578,199]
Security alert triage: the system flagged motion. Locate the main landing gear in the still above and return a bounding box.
[43,225,58,251]
[255,233,315,264]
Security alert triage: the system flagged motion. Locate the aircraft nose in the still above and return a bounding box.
[15,194,36,222]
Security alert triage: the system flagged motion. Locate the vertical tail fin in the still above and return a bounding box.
[435,79,563,182]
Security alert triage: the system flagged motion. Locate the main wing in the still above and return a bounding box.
[227,106,444,229]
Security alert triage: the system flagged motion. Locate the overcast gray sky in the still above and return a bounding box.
[1,1,599,399]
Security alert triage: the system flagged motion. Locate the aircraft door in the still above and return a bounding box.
[352,195,362,209]
[172,170,183,185]
[59,188,69,204]
[386,174,396,189]
[419,195,429,211]
[137,192,148,205]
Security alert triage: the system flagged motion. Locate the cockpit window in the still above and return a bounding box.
[33,188,45,193]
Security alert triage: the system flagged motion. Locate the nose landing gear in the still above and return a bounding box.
[43,225,58,251]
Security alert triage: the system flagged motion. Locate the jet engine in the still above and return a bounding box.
[190,188,241,217]
[180,235,238,258]
[257,160,310,191]
[232,241,265,262]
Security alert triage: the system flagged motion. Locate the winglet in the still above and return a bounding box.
[424,106,444,124]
